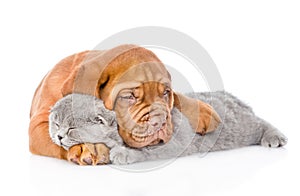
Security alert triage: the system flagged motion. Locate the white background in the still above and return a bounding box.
[1,1,299,196]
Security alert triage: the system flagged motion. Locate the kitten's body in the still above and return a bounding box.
[49,92,287,165]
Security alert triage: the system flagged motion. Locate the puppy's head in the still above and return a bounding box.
[98,47,174,148]
[113,81,174,148]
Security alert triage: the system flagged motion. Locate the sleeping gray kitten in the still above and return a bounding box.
[49,94,121,150]
[49,92,287,165]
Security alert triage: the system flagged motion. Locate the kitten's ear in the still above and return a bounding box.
[173,92,221,135]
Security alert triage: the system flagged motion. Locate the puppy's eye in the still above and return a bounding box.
[121,94,135,100]
[94,116,104,124]
[163,89,171,96]
[119,93,136,105]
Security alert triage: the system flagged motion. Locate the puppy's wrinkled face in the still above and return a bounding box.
[114,82,174,148]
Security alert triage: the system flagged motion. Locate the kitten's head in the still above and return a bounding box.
[49,94,118,150]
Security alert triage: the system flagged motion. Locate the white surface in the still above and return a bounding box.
[1,1,299,196]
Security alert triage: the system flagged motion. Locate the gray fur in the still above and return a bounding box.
[49,94,121,150]
[49,92,287,165]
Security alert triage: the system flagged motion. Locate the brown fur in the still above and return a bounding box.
[174,92,221,135]
[115,81,174,148]
[67,143,110,165]
[29,44,220,164]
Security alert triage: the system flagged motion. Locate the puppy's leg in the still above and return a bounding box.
[173,92,221,135]
[29,119,67,159]
[68,143,110,165]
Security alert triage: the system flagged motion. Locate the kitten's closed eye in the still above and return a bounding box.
[55,123,60,129]
[94,115,105,124]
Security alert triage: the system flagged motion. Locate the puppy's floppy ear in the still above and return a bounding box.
[173,92,221,135]
[97,72,114,110]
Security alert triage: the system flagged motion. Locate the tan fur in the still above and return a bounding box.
[29,44,221,163]
[174,92,221,135]
[115,81,174,148]
[67,143,110,165]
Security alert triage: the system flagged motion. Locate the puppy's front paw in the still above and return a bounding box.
[109,147,136,165]
[261,131,288,148]
[173,93,221,135]
[195,101,221,135]
[67,143,110,165]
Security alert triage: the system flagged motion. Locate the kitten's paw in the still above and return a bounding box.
[109,147,136,165]
[67,143,110,165]
[261,131,288,148]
